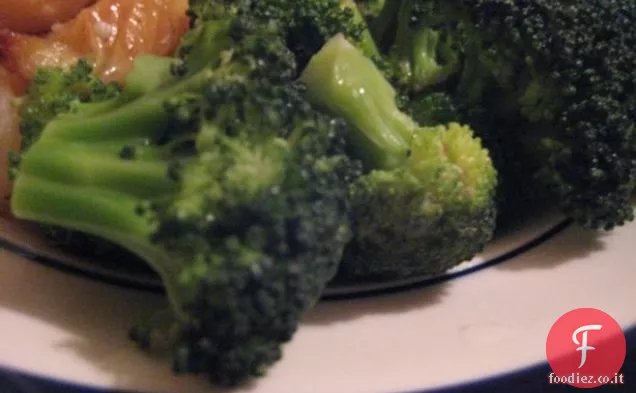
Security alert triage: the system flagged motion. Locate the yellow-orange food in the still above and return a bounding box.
[0,32,81,95]
[1,0,190,86]
[0,0,97,34]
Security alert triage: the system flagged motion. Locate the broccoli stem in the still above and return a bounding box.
[340,0,381,59]
[123,55,177,97]
[356,0,387,21]
[368,0,400,51]
[76,55,177,117]
[11,172,156,242]
[389,0,460,91]
[9,65,217,323]
[27,173,194,323]
[39,68,213,143]
[177,19,234,76]
[409,29,453,87]
[300,34,417,170]
[10,146,190,320]
[17,142,176,195]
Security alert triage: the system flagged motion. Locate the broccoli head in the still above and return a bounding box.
[387,0,462,92]
[12,55,177,262]
[403,91,461,127]
[180,0,374,74]
[17,59,121,153]
[301,34,497,279]
[356,0,386,21]
[377,0,636,230]
[9,6,361,387]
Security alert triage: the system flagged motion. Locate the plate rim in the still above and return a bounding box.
[0,215,572,300]
[2,210,634,393]
[2,324,635,393]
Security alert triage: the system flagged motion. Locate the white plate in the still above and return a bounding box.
[1,208,635,393]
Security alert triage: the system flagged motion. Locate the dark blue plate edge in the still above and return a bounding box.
[0,218,573,301]
[403,325,636,393]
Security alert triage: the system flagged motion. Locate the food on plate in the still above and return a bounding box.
[370,0,636,231]
[0,0,189,88]
[0,0,189,206]
[0,0,96,34]
[10,0,364,386]
[17,60,121,152]
[301,34,498,279]
[3,0,636,388]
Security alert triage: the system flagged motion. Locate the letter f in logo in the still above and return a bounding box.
[573,324,603,368]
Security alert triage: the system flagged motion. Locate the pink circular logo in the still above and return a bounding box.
[546,308,626,388]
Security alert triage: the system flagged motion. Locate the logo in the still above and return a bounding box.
[546,308,626,388]
[572,324,602,368]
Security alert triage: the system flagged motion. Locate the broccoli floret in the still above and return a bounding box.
[12,59,124,259]
[301,34,497,279]
[12,56,175,262]
[180,0,373,75]
[380,0,636,230]
[10,8,360,388]
[178,0,392,85]
[387,0,462,92]
[356,0,385,21]
[17,59,121,152]
[403,91,461,127]
[452,100,547,229]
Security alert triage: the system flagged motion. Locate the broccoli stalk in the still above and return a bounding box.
[304,33,417,171]
[339,0,381,59]
[301,34,497,279]
[356,0,386,21]
[10,7,360,385]
[386,0,462,92]
[362,0,400,52]
[11,57,174,263]
[12,64,215,314]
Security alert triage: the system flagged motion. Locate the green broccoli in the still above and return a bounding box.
[10,0,636,386]
[12,60,127,260]
[377,0,636,230]
[356,0,385,21]
[16,59,121,153]
[9,1,361,387]
[387,0,462,92]
[404,91,461,127]
[178,0,370,72]
[358,0,400,54]
[12,56,177,262]
[301,34,497,279]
